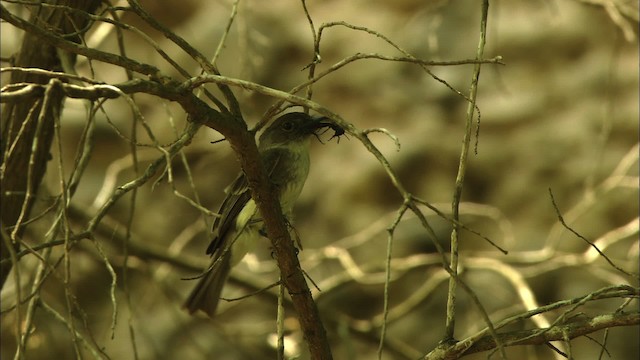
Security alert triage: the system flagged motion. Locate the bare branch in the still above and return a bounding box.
[424,311,639,360]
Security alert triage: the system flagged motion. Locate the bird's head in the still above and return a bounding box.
[258,112,341,149]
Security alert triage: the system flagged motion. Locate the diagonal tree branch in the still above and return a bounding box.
[0,5,333,357]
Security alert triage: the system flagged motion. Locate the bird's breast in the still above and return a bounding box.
[276,145,310,214]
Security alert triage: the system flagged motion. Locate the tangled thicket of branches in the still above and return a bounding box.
[1,1,638,359]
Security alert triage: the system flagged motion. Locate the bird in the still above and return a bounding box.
[183,111,339,317]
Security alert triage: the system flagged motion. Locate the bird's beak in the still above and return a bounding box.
[308,115,332,131]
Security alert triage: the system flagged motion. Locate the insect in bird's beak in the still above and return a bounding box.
[310,116,347,143]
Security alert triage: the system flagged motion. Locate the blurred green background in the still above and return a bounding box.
[1,0,638,359]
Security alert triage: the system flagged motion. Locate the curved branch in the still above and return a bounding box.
[424,311,640,360]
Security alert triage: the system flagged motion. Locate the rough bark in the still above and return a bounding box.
[1,0,102,288]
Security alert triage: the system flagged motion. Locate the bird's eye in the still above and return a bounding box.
[281,121,294,131]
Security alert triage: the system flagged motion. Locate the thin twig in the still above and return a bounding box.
[548,188,638,278]
[445,0,491,350]
[377,203,409,359]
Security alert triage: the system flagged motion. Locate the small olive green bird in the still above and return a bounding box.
[184,112,337,317]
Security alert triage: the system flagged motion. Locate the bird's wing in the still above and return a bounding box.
[205,149,286,256]
[206,172,250,255]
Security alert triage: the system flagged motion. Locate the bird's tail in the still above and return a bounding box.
[183,254,231,317]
